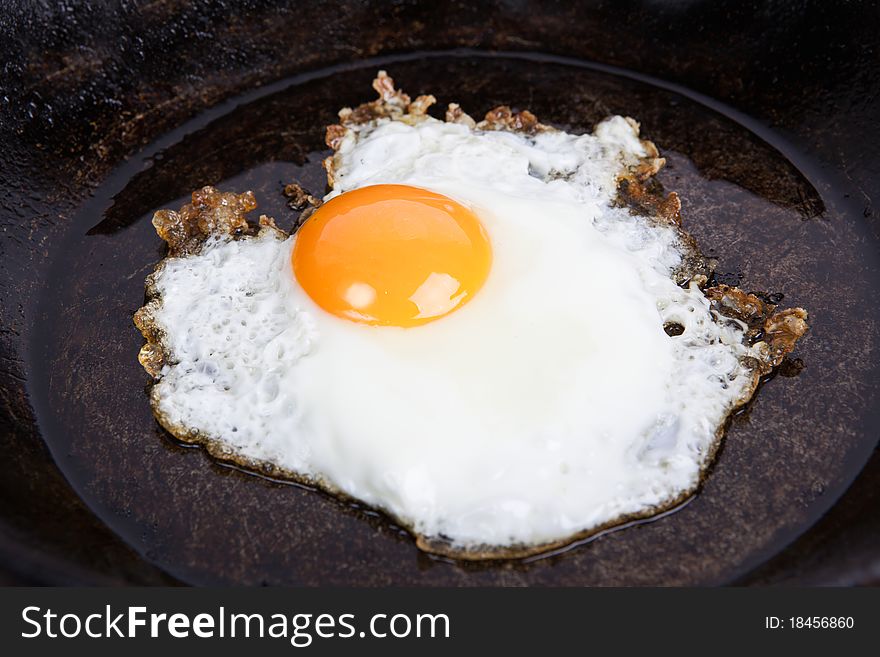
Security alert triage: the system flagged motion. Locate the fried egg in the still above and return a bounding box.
[137,75,799,556]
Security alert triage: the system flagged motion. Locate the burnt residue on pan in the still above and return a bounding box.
[2,1,879,585]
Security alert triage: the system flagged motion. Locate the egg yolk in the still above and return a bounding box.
[292,184,492,327]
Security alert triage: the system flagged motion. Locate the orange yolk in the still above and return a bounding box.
[292,184,492,327]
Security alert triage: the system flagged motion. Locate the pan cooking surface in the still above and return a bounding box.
[27,53,880,585]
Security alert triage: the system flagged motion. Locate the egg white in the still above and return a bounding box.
[149,114,756,551]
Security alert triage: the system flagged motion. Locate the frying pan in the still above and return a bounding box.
[2,0,879,586]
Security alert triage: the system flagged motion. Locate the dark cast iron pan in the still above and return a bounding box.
[1,0,879,586]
